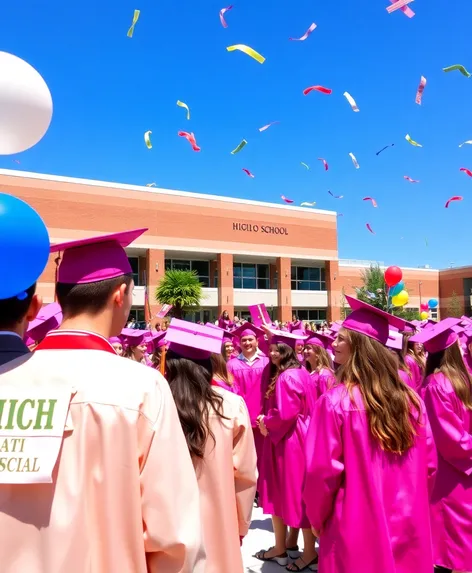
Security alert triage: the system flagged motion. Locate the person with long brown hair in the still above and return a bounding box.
[411,318,472,573]
[164,320,257,573]
[255,330,318,572]
[303,331,335,403]
[210,351,238,393]
[303,296,437,573]
[402,329,425,390]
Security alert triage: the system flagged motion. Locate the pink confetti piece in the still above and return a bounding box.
[317,157,329,171]
[289,22,317,41]
[404,175,420,183]
[178,131,201,151]
[281,195,294,204]
[219,5,233,28]
[388,0,415,17]
[303,85,332,96]
[386,0,414,13]
[460,167,472,177]
[415,75,426,105]
[445,196,463,208]
[366,223,375,234]
[363,197,378,207]
[328,190,344,199]
[242,168,255,178]
[258,121,279,132]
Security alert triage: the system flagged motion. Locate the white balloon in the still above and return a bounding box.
[0,52,53,155]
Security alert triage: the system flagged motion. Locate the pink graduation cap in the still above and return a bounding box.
[410,317,463,354]
[305,330,334,351]
[205,322,233,340]
[145,331,167,353]
[25,302,63,343]
[122,329,147,347]
[343,295,410,345]
[165,318,224,360]
[268,328,308,350]
[50,228,147,284]
[329,321,343,335]
[248,303,272,327]
[109,336,122,345]
[231,322,265,340]
[385,331,403,351]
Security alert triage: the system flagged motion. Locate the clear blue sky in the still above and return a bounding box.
[1,0,471,269]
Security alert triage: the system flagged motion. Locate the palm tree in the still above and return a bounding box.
[155,269,204,319]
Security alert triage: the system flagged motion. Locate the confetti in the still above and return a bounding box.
[445,196,463,208]
[226,44,265,64]
[405,134,423,147]
[328,191,344,199]
[366,223,375,234]
[363,197,378,207]
[443,64,471,78]
[259,121,279,132]
[300,162,310,170]
[337,213,344,217]
[231,139,247,154]
[301,201,317,207]
[388,0,415,17]
[460,167,472,177]
[376,144,394,155]
[178,131,201,151]
[289,23,317,41]
[219,5,233,28]
[317,158,329,171]
[303,85,332,95]
[242,168,254,178]
[127,10,140,38]
[415,76,426,105]
[459,140,472,147]
[349,152,359,169]
[386,0,414,13]
[146,183,157,187]
[144,130,152,149]
[12,159,20,164]
[176,100,190,120]
[343,92,359,112]
[281,195,294,204]
[404,175,420,183]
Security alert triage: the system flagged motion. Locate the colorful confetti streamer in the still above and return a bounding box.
[376,144,394,156]
[178,131,201,151]
[445,196,463,208]
[219,5,233,28]
[328,191,344,199]
[459,140,472,147]
[259,121,279,132]
[343,92,359,112]
[146,183,157,187]
[317,158,329,171]
[388,0,415,17]
[300,162,310,170]
[404,175,420,183]
[415,76,427,105]
[226,44,265,64]
[176,100,190,120]
[127,10,140,38]
[366,223,375,234]
[405,134,423,147]
[460,167,472,177]
[242,168,254,178]
[281,195,294,204]
[363,197,378,207]
[301,202,317,207]
[303,85,332,95]
[231,139,247,154]
[349,152,360,169]
[443,64,471,78]
[144,130,152,149]
[386,0,414,13]
[289,23,317,41]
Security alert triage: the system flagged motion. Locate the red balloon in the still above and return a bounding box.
[384,266,403,287]
[420,303,429,312]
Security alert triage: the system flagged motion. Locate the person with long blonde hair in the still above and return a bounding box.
[303,296,437,573]
[303,332,335,401]
[411,318,472,573]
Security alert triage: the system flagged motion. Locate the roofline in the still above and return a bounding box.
[438,264,472,273]
[0,169,338,217]
[339,260,439,272]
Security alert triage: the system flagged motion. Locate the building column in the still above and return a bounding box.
[145,248,165,326]
[326,260,341,322]
[217,253,234,318]
[276,257,292,323]
[209,259,217,289]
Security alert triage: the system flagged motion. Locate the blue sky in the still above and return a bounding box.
[1,0,471,269]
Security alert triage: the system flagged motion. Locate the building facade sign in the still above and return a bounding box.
[232,222,288,235]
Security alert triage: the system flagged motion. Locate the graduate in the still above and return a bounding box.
[164,319,257,573]
[108,335,123,355]
[255,329,318,572]
[303,330,335,404]
[411,319,472,573]
[210,351,238,393]
[122,329,153,366]
[24,302,63,349]
[0,229,204,573]
[303,296,437,573]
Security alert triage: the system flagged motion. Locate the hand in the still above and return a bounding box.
[258,416,268,436]
[311,527,320,538]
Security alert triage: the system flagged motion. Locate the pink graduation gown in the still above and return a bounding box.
[423,372,472,572]
[462,351,472,375]
[307,367,337,413]
[195,388,257,573]
[405,354,423,391]
[304,384,436,573]
[0,330,204,573]
[259,367,312,528]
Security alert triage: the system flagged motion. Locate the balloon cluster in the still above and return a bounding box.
[420,298,438,320]
[384,266,409,308]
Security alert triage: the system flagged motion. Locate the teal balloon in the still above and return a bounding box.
[389,282,405,297]
[428,298,438,309]
[0,194,50,299]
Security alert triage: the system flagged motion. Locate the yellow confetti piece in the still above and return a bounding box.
[226,44,266,64]
[176,100,190,120]
[231,139,247,154]
[127,10,140,38]
[405,134,422,147]
[144,130,152,149]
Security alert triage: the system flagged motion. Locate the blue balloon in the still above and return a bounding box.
[0,194,49,299]
[389,281,405,297]
[428,298,438,309]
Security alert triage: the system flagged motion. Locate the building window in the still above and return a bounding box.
[165,259,210,287]
[213,269,219,288]
[233,263,270,289]
[430,308,438,320]
[128,257,143,286]
[293,309,327,323]
[291,266,326,291]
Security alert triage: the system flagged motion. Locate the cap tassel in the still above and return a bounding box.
[54,254,61,302]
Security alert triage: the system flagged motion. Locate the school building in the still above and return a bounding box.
[1,168,468,324]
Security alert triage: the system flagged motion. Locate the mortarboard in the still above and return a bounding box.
[25,302,63,342]
[329,321,343,334]
[231,322,265,340]
[121,329,147,347]
[50,228,147,284]
[109,336,122,345]
[145,330,167,352]
[385,331,403,351]
[165,318,224,360]
[248,303,272,327]
[205,322,233,340]
[269,328,308,350]
[305,330,334,351]
[410,317,463,354]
